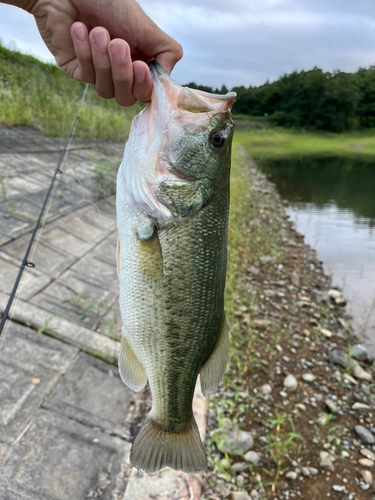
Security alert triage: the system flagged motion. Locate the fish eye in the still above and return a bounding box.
[210,131,225,149]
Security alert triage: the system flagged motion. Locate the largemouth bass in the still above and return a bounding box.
[116,62,236,473]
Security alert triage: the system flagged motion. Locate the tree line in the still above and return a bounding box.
[186,66,375,132]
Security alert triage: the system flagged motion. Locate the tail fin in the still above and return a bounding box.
[130,416,207,473]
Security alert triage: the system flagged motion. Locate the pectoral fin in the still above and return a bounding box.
[118,330,147,392]
[199,315,228,397]
[136,220,163,282]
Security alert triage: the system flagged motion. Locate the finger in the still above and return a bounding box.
[70,22,95,83]
[108,39,136,107]
[155,41,183,75]
[89,27,114,99]
[132,61,153,103]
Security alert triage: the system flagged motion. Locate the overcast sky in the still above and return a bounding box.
[1,0,375,89]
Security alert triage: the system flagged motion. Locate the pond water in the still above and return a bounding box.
[258,155,375,356]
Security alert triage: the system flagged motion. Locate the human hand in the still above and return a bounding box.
[23,0,182,106]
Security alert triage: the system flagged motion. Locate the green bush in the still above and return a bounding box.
[232,66,375,133]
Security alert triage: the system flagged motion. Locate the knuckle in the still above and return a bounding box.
[116,95,136,107]
[173,43,183,62]
[75,75,95,84]
[78,51,93,64]
[113,73,133,86]
[95,86,114,100]
[94,63,112,74]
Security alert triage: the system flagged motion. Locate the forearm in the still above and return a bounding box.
[0,0,38,12]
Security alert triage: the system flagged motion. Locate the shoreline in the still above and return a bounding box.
[200,145,375,500]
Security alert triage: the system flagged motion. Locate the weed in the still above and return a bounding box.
[67,290,87,308]
[362,383,375,402]
[37,315,62,335]
[317,412,336,427]
[263,414,304,488]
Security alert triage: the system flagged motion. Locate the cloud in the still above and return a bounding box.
[1,1,375,89]
[0,5,54,62]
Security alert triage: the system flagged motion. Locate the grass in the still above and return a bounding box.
[0,44,141,139]
[263,414,304,490]
[233,114,269,121]
[237,126,375,160]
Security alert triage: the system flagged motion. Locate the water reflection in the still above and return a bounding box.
[259,155,375,355]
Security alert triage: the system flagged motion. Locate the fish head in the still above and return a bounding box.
[120,62,236,222]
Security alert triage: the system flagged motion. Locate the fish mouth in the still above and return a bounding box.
[148,61,236,113]
[148,60,163,80]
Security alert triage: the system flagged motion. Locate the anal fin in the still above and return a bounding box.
[118,330,147,392]
[199,315,228,397]
[136,221,163,282]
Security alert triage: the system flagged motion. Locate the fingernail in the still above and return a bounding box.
[111,43,127,62]
[94,30,108,50]
[75,25,87,42]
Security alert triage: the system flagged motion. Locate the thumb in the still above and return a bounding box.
[154,43,183,75]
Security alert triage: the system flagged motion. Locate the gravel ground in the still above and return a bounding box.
[200,149,375,500]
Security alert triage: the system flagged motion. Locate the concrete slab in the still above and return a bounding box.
[0,154,58,172]
[96,196,117,216]
[0,359,59,444]
[29,290,92,328]
[0,254,51,300]
[0,126,83,152]
[0,189,70,225]
[93,236,117,267]
[44,353,132,437]
[59,214,107,242]
[0,322,78,372]
[0,442,10,462]
[8,176,45,194]
[51,183,98,209]
[30,270,117,330]
[0,235,12,246]
[0,291,120,363]
[97,300,122,341]
[63,162,98,181]
[0,409,130,500]
[27,171,57,186]
[71,254,118,288]
[1,237,77,278]
[0,182,22,202]
[75,176,102,194]
[40,226,93,257]
[0,210,32,238]
[0,197,41,221]
[80,205,117,231]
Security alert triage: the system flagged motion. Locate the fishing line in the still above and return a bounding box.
[0,83,89,340]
